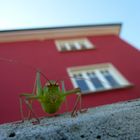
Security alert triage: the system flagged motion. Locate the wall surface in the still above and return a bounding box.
[0,34,140,124]
[0,99,140,140]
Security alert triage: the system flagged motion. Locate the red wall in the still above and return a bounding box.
[0,34,140,124]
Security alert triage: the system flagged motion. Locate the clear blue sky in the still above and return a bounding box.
[0,0,140,50]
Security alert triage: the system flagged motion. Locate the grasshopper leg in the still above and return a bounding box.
[71,93,87,117]
[27,76,37,120]
[19,94,40,124]
[24,99,40,124]
[61,81,68,112]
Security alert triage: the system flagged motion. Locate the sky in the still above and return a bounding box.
[0,0,140,50]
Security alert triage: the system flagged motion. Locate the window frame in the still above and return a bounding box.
[55,38,95,52]
[67,63,133,94]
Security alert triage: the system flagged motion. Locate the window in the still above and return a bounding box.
[55,38,95,52]
[87,72,104,90]
[67,63,132,94]
[73,74,89,92]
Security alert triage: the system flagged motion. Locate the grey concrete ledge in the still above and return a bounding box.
[1,99,140,140]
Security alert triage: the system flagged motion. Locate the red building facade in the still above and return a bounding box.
[0,24,140,124]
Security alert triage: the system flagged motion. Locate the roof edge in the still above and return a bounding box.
[0,23,122,42]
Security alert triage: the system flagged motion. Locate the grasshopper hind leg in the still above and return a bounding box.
[19,94,40,124]
[24,99,40,124]
[61,81,69,113]
[71,93,87,117]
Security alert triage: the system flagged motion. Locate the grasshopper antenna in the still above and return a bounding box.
[37,69,51,84]
[0,57,37,72]
[0,57,51,83]
[54,80,59,85]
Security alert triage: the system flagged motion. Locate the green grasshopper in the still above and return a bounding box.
[20,71,87,124]
[0,58,86,124]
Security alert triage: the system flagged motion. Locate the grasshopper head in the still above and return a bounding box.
[45,80,59,92]
[45,80,59,87]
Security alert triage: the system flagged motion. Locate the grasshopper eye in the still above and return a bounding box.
[45,82,51,86]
